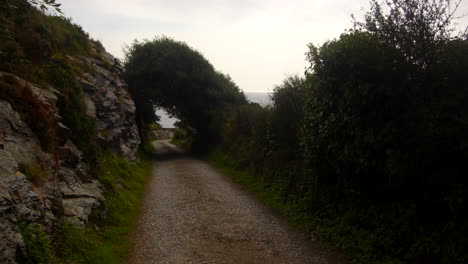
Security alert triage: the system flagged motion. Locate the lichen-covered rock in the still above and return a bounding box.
[0,42,140,263]
[69,50,141,162]
[0,85,108,262]
[57,140,104,226]
[0,100,53,262]
[0,182,26,264]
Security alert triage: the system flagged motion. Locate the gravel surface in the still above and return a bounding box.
[128,140,349,264]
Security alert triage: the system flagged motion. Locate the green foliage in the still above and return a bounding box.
[123,36,247,149]
[211,75,308,196]
[0,72,57,152]
[61,85,98,163]
[88,152,151,262]
[303,31,406,185]
[214,103,270,172]
[173,128,187,140]
[33,50,97,162]
[354,0,464,66]
[298,26,468,262]
[3,0,467,262]
[1,2,153,263]
[269,74,306,165]
[0,0,98,157]
[18,223,58,264]
[0,1,92,70]
[171,127,193,150]
[207,1,468,262]
[27,0,62,13]
[303,29,468,185]
[300,2,468,261]
[53,223,100,264]
[26,152,153,264]
[18,163,46,183]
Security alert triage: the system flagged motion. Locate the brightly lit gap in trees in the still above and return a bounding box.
[155,108,179,128]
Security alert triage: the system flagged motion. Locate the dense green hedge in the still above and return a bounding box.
[208,15,468,264]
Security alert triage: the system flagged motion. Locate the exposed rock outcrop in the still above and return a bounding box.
[0,49,140,263]
[69,49,140,162]
[0,99,59,262]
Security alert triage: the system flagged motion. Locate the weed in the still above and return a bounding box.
[0,73,56,152]
[55,151,152,263]
[18,163,46,183]
[18,151,154,264]
[18,223,58,264]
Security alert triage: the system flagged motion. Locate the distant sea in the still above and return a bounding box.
[156,92,271,128]
[245,92,272,107]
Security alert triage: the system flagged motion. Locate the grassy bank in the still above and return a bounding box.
[20,151,153,264]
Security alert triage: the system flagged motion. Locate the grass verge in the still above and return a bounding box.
[74,151,152,263]
[19,151,153,264]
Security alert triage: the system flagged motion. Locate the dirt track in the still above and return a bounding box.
[128,140,348,264]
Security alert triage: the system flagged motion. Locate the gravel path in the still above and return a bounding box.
[128,140,349,264]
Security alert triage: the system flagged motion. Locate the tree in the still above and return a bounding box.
[270,75,306,160]
[28,0,62,13]
[354,0,465,66]
[1,0,62,13]
[303,32,408,186]
[302,0,468,189]
[123,36,246,147]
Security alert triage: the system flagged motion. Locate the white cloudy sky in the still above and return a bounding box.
[60,0,468,92]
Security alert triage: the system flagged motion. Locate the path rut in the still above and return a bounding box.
[128,140,348,264]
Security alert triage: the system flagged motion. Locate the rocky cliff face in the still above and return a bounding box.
[0,48,140,263]
[71,50,140,162]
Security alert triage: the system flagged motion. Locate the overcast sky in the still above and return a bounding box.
[60,0,468,93]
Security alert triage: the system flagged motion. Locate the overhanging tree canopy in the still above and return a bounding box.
[123,36,247,144]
